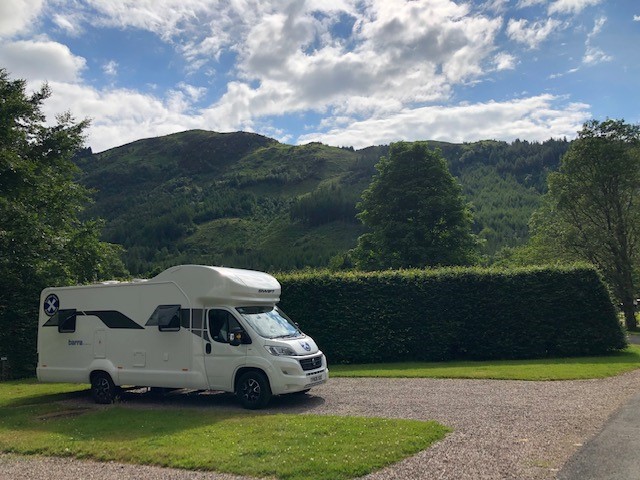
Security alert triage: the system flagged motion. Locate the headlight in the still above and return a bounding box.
[265,345,296,356]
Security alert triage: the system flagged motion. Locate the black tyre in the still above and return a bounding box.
[236,371,271,409]
[91,372,117,404]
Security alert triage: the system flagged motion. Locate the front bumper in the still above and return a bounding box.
[267,352,328,394]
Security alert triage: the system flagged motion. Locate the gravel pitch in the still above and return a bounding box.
[3,370,640,480]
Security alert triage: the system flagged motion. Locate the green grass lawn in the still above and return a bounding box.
[0,380,449,480]
[330,345,640,381]
[3,346,639,478]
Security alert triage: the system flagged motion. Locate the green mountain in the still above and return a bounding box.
[75,130,569,274]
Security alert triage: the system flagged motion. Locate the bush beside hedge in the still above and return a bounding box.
[277,265,626,364]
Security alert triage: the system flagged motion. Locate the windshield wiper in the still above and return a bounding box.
[272,333,299,339]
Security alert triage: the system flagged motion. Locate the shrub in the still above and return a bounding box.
[277,265,626,364]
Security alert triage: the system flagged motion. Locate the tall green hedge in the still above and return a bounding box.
[277,266,626,363]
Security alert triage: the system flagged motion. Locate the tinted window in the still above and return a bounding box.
[57,309,77,333]
[208,310,243,343]
[147,305,181,332]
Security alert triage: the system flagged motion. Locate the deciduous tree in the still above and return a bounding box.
[0,69,127,377]
[530,119,640,330]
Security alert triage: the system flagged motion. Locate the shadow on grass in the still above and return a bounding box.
[3,389,91,408]
[115,387,327,413]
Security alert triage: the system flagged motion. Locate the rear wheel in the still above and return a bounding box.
[236,371,271,409]
[91,372,117,404]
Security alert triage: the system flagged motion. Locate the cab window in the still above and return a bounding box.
[208,309,242,343]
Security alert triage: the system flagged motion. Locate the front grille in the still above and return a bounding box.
[299,355,322,371]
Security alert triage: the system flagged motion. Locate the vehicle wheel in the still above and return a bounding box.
[236,371,271,409]
[91,372,117,404]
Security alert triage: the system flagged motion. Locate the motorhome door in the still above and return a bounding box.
[203,309,248,390]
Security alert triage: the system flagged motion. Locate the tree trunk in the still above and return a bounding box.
[619,270,638,330]
[623,300,638,331]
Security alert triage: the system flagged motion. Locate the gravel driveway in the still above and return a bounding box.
[3,370,640,480]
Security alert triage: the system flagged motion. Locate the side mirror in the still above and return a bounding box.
[228,327,243,346]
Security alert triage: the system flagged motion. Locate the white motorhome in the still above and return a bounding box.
[37,265,327,409]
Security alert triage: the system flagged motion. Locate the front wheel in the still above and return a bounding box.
[236,371,271,409]
[91,372,117,404]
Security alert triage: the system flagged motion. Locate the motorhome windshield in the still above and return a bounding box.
[236,306,302,339]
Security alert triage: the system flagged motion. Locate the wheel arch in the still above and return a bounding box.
[87,359,119,385]
[89,369,114,384]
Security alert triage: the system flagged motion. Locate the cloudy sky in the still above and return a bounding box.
[1,0,638,152]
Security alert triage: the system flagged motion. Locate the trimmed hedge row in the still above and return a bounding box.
[277,265,626,364]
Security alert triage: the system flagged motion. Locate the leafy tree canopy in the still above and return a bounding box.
[352,142,478,270]
[528,119,640,329]
[0,69,127,377]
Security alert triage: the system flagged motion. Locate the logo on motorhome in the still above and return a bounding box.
[300,341,311,352]
[44,294,59,316]
[258,289,275,294]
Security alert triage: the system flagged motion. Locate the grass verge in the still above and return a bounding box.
[0,381,449,480]
[330,345,640,381]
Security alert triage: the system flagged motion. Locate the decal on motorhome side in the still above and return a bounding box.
[43,310,144,329]
[43,305,213,342]
[43,294,60,316]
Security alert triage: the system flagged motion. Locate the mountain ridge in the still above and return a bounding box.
[75,129,570,274]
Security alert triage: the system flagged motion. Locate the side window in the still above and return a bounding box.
[147,305,181,332]
[208,310,243,343]
[191,309,208,340]
[43,308,76,332]
[57,309,77,333]
[180,309,190,329]
[209,310,228,343]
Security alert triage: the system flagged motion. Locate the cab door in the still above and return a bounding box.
[203,309,248,390]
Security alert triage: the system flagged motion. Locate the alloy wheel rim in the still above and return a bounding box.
[242,378,260,402]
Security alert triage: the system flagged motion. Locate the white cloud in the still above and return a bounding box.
[548,67,580,79]
[548,0,601,15]
[516,0,601,15]
[516,0,547,8]
[634,15,640,22]
[177,82,207,102]
[102,60,118,77]
[0,0,44,37]
[49,0,270,61]
[507,18,562,49]
[297,95,591,148]
[482,0,510,14]
[5,0,609,155]
[42,81,204,152]
[51,13,85,36]
[583,17,611,65]
[0,40,86,82]
[33,1,507,135]
[210,0,503,126]
[493,52,516,70]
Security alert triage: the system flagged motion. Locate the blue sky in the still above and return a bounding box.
[1,0,638,152]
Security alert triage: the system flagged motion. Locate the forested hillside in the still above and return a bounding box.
[75,130,569,275]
